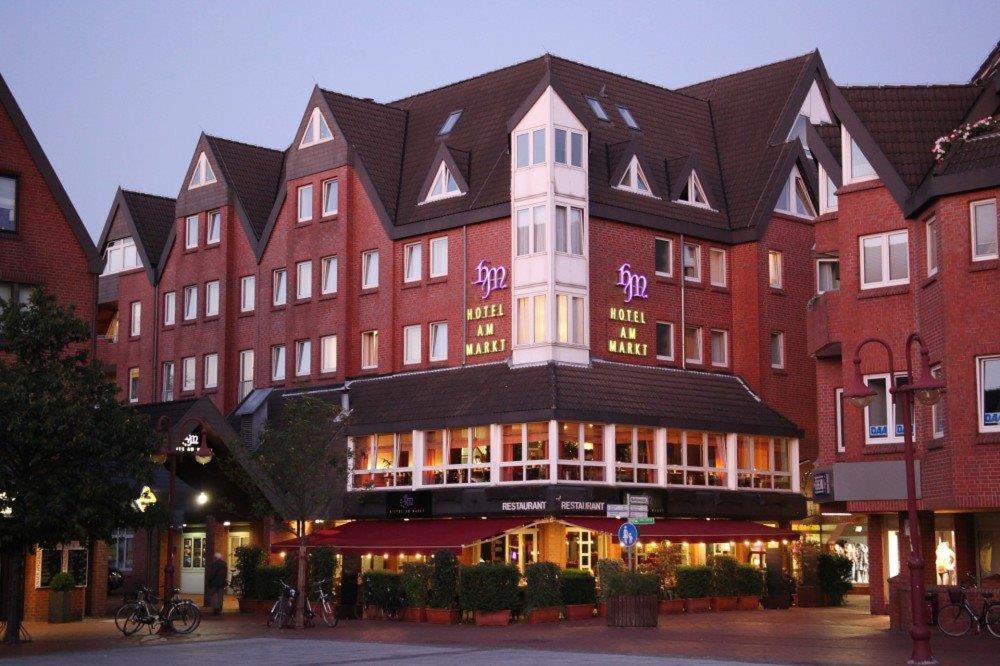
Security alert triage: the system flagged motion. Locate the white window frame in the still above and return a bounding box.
[656,321,674,361]
[238,350,254,400]
[676,172,710,208]
[553,127,584,168]
[129,301,141,337]
[423,162,463,203]
[774,169,816,219]
[768,250,783,289]
[205,280,219,317]
[183,285,198,321]
[102,237,140,275]
[615,156,656,198]
[181,356,196,392]
[977,355,1000,433]
[654,237,673,277]
[362,250,379,290]
[273,269,287,306]
[970,199,999,261]
[554,205,585,256]
[515,293,548,346]
[515,205,546,256]
[162,361,175,401]
[321,256,338,294]
[429,237,448,277]
[403,325,421,365]
[555,293,586,346]
[188,152,217,189]
[429,321,448,361]
[361,330,379,369]
[204,353,218,389]
[683,243,701,282]
[931,365,944,439]
[835,388,845,453]
[295,339,312,377]
[206,210,221,244]
[185,215,199,249]
[240,276,255,312]
[297,184,313,222]
[709,248,727,287]
[816,258,840,294]
[322,179,339,216]
[299,107,332,148]
[925,216,939,276]
[684,325,703,365]
[586,97,609,121]
[859,230,909,289]
[403,243,422,283]
[770,332,785,369]
[819,165,838,214]
[271,345,286,381]
[296,261,312,300]
[862,372,913,444]
[320,335,337,373]
[842,127,877,184]
[710,329,728,367]
[128,368,140,403]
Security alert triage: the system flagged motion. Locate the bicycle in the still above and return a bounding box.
[114,585,202,636]
[305,578,339,628]
[267,580,297,628]
[268,579,340,628]
[937,583,1000,638]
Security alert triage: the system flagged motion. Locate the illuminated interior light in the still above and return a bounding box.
[223,521,231,527]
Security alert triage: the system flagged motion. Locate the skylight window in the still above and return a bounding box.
[422,162,463,203]
[439,110,462,135]
[188,152,217,190]
[617,105,639,130]
[586,96,609,121]
[299,107,333,148]
[677,172,710,208]
[616,156,655,197]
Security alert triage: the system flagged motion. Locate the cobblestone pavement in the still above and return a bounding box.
[2,597,997,665]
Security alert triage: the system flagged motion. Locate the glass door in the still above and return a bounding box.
[180,532,206,594]
[228,532,250,584]
[505,528,538,574]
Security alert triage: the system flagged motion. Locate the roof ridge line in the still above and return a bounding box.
[122,189,176,202]
[319,87,407,114]
[544,54,711,105]
[205,133,283,154]
[677,51,815,92]
[389,54,550,105]
[839,83,976,89]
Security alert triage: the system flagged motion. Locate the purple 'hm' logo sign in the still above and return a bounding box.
[616,262,649,303]
[473,259,508,299]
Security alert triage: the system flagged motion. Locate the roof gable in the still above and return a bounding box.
[96,188,176,283]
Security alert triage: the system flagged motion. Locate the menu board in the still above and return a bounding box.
[39,549,62,587]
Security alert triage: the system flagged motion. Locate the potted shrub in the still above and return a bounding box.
[734,564,764,610]
[426,550,460,624]
[48,572,78,623]
[594,558,625,617]
[604,570,659,627]
[561,568,597,620]
[459,562,520,626]
[818,553,853,606]
[709,555,740,611]
[401,562,431,622]
[232,545,275,614]
[362,571,403,619]
[640,544,685,614]
[676,565,712,613]
[763,568,795,609]
[524,562,562,623]
[796,542,822,607]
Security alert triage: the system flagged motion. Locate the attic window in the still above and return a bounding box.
[438,110,462,136]
[300,107,333,148]
[617,106,639,130]
[616,156,655,197]
[188,152,217,190]
[586,97,609,122]
[422,162,463,203]
[677,172,709,208]
[775,169,816,219]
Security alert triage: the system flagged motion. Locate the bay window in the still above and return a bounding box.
[556,293,585,345]
[556,422,605,481]
[423,427,490,485]
[353,433,413,488]
[555,205,584,255]
[554,128,584,167]
[501,422,549,482]
[666,430,727,487]
[977,356,1000,432]
[614,426,657,484]
[736,435,792,489]
[860,230,909,288]
[516,294,547,345]
[971,199,998,260]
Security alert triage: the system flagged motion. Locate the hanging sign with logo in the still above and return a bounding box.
[133,486,157,513]
[176,433,200,454]
[385,490,432,518]
[466,259,508,357]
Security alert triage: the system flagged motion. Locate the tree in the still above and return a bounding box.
[240,396,348,628]
[0,290,156,644]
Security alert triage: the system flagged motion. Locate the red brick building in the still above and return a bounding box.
[0,72,101,621]
[809,42,1000,617]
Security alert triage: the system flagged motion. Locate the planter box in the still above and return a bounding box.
[711,596,739,612]
[363,606,388,620]
[402,607,427,622]
[683,597,712,613]
[762,594,792,610]
[658,599,686,614]
[605,594,658,627]
[565,603,595,620]
[526,606,561,623]
[425,608,461,624]
[238,598,273,614]
[596,602,607,617]
[48,590,77,623]
[797,586,823,607]
[737,596,760,611]
[474,609,511,626]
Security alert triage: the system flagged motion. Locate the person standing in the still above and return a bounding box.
[207,552,228,614]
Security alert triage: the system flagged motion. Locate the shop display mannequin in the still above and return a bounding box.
[936,540,957,585]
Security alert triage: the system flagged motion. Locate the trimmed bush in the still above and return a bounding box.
[675,566,712,598]
[818,553,853,605]
[458,562,520,612]
[49,572,75,592]
[561,568,597,605]
[638,543,684,596]
[401,562,432,608]
[524,562,562,610]
[734,564,765,597]
[363,571,403,613]
[428,550,459,609]
[254,565,285,601]
[594,558,626,601]
[708,555,740,596]
[230,545,266,599]
[604,571,660,597]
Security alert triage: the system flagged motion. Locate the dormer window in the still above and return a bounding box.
[188,152,217,190]
[677,172,709,208]
[775,169,816,219]
[438,110,462,136]
[616,156,654,197]
[617,105,639,130]
[102,237,140,275]
[299,107,333,148]
[586,97,609,121]
[422,162,462,203]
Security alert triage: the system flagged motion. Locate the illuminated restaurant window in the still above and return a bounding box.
[614,426,657,484]
[352,433,413,489]
[556,422,605,482]
[422,426,490,485]
[501,422,550,482]
[665,430,727,487]
[736,435,792,490]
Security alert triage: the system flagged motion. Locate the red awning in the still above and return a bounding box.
[561,517,797,544]
[270,517,536,554]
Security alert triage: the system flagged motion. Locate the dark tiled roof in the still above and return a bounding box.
[205,136,286,239]
[121,190,175,266]
[344,360,801,437]
[938,131,1000,176]
[814,124,841,163]
[839,85,980,189]
[679,53,815,230]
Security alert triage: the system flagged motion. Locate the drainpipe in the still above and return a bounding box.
[679,234,686,369]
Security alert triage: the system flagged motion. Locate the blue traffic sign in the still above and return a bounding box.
[618,522,639,547]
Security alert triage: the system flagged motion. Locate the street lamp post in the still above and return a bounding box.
[151,418,214,609]
[844,333,944,666]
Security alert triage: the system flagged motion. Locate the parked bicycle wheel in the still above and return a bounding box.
[985,603,1000,638]
[167,601,202,634]
[937,604,973,636]
[321,599,338,627]
[115,602,142,636]
[268,600,288,628]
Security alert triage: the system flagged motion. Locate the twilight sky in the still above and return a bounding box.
[0,0,997,239]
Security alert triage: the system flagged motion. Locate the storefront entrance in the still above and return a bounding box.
[180,531,206,594]
[227,531,250,585]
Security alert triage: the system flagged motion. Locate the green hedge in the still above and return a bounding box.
[401,562,432,607]
[818,553,853,605]
[709,555,740,596]
[458,562,520,612]
[594,559,626,601]
[675,566,712,598]
[733,564,765,597]
[561,568,597,605]
[362,571,403,613]
[428,550,459,609]
[524,562,562,610]
[49,572,75,592]
[254,565,285,601]
[603,571,660,597]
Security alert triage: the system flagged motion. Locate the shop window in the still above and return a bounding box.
[736,436,792,489]
[665,430,727,487]
[977,356,1000,433]
[556,422,605,482]
[505,528,539,574]
[863,373,913,444]
[352,433,413,489]
[614,426,657,484]
[37,545,88,588]
[110,531,134,572]
[501,422,549,482]
[423,427,490,485]
[935,529,957,586]
[860,230,909,289]
[971,199,998,260]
